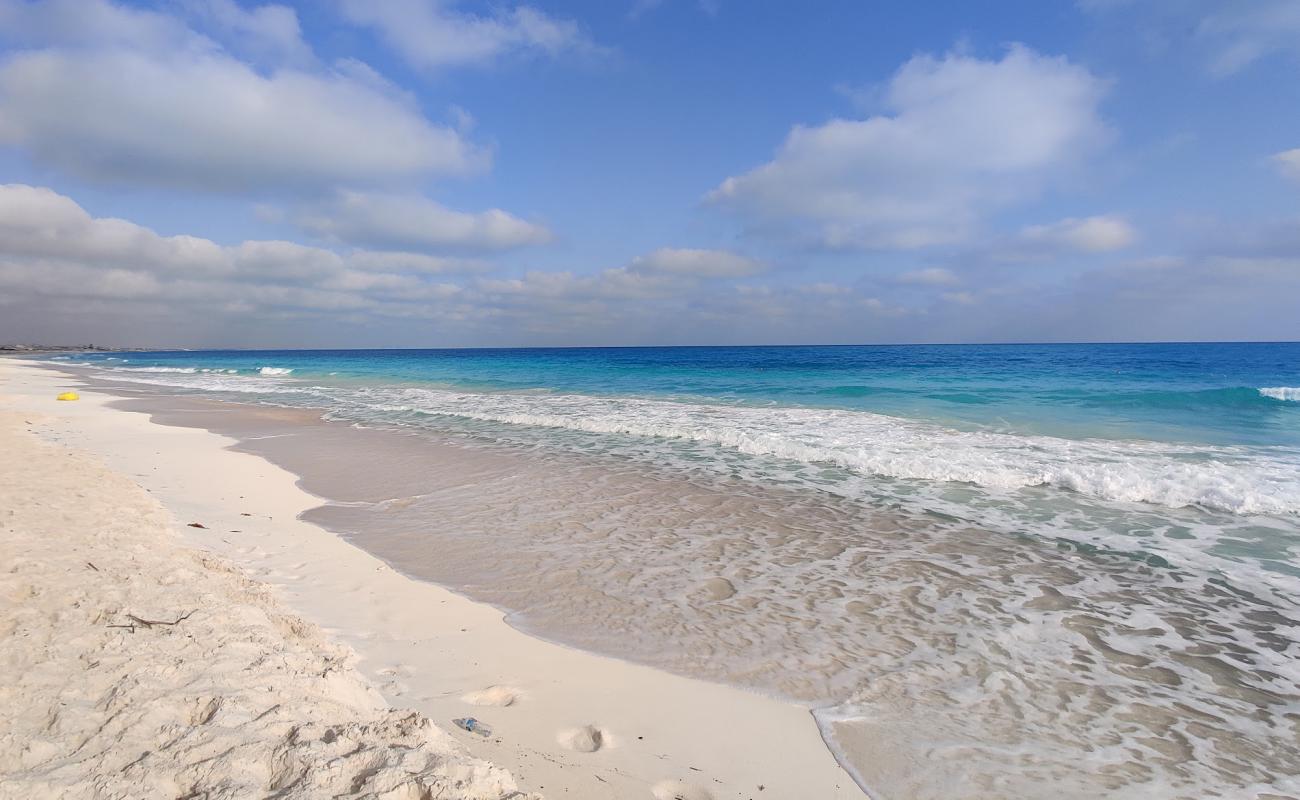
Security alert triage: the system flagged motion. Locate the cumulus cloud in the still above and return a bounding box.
[0,184,808,346]
[293,191,552,252]
[5,184,1292,348]
[345,250,488,275]
[338,0,595,71]
[1274,149,1300,182]
[0,0,483,192]
[0,184,471,314]
[1018,215,1137,252]
[708,45,1110,250]
[627,248,765,278]
[182,0,314,66]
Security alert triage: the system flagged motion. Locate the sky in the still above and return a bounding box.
[0,0,1297,348]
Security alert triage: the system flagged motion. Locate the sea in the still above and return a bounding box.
[50,342,1300,799]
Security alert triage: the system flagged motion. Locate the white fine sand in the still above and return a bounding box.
[0,360,862,800]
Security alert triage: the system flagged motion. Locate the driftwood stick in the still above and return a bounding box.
[124,610,197,628]
[107,610,197,633]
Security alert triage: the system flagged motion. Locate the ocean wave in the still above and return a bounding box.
[1261,387,1300,402]
[87,369,315,395]
[367,387,1300,517]
[120,366,198,373]
[69,364,1300,516]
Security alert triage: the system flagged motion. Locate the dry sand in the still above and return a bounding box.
[0,406,533,799]
[0,360,861,799]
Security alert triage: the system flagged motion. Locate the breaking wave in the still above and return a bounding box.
[69,365,1300,518]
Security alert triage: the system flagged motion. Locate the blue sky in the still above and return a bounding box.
[0,0,1297,347]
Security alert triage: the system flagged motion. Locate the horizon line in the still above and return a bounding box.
[9,339,1300,353]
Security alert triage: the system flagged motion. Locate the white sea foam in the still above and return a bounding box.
[365,386,1300,517]
[72,366,1300,517]
[123,366,198,373]
[1261,386,1300,402]
[95,368,311,395]
[303,429,1300,800]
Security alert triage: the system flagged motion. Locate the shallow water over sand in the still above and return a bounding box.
[97,386,1300,800]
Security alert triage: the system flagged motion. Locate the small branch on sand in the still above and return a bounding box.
[251,703,282,723]
[85,562,99,572]
[186,522,207,529]
[107,610,197,633]
[128,610,197,628]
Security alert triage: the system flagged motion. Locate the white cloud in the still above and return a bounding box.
[0,185,797,345]
[11,185,1289,348]
[0,50,482,192]
[708,45,1110,250]
[0,184,225,273]
[0,184,468,310]
[1274,149,1300,183]
[293,191,552,252]
[346,250,488,274]
[0,0,484,192]
[183,0,314,66]
[1018,215,1137,253]
[338,0,594,71]
[628,248,765,278]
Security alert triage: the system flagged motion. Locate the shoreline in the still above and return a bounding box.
[1,359,861,799]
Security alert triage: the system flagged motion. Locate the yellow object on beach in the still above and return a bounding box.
[56,392,79,401]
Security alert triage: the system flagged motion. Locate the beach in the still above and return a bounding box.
[0,358,858,799]
[4,0,1299,795]
[5,344,1300,799]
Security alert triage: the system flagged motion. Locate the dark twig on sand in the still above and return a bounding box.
[107,610,197,634]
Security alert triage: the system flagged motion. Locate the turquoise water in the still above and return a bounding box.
[62,342,1300,549]
[54,343,1300,797]
[67,342,1300,445]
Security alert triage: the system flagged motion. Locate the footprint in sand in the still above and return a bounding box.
[557,724,607,753]
[651,780,713,800]
[460,685,519,707]
[700,576,736,601]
